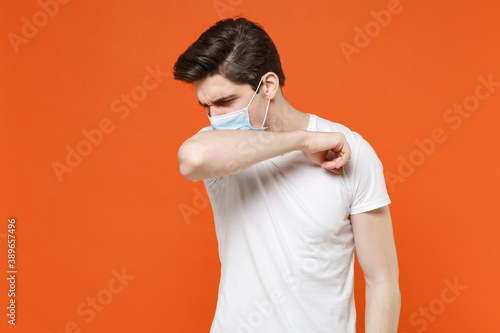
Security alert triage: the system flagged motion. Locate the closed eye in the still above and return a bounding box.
[201,99,235,110]
[219,99,235,106]
[199,99,234,109]
[199,95,238,117]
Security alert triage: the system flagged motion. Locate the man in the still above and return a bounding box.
[174,17,400,333]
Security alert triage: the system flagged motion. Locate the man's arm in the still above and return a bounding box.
[350,205,401,333]
[177,129,351,181]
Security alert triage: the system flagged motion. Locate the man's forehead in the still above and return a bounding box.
[194,75,248,104]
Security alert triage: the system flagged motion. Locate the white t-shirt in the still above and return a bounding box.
[200,113,391,333]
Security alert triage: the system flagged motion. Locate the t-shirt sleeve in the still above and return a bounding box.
[197,125,213,133]
[349,136,391,215]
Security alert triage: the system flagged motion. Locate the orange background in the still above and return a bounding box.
[1,0,499,332]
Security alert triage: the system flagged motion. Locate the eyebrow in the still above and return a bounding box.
[198,94,238,107]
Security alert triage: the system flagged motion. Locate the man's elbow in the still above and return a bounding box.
[178,142,204,181]
[365,273,400,290]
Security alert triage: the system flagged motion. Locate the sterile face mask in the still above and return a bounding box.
[207,76,270,130]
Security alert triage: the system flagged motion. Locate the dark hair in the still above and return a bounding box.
[173,17,285,91]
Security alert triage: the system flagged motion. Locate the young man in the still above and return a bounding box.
[174,17,400,333]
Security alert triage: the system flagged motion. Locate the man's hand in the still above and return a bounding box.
[301,132,351,174]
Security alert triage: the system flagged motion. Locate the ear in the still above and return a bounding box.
[262,72,280,100]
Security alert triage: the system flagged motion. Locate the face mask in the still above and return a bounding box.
[207,76,270,130]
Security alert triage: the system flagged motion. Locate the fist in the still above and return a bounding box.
[301,132,351,174]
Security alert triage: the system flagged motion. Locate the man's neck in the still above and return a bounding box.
[266,96,310,132]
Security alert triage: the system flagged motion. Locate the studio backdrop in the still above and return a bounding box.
[1,0,499,332]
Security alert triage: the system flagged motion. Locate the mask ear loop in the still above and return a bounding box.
[260,99,270,129]
[246,75,265,109]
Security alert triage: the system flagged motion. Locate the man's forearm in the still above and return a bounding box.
[178,129,307,181]
[365,282,401,333]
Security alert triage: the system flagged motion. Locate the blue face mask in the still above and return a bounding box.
[207,76,270,130]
